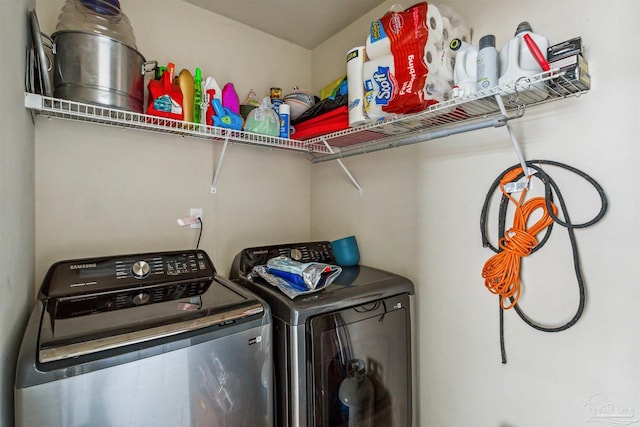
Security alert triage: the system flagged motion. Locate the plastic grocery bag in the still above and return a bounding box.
[249,256,342,299]
[244,97,279,136]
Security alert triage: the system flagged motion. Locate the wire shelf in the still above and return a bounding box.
[24,93,332,154]
[25,69,587,161]
[305,69,588,161]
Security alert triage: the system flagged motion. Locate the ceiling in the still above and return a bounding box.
[182,0,387,49]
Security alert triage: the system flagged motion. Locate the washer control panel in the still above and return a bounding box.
[42,250,216,318]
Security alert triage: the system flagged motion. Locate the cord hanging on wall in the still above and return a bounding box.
[177,215,204,250]
[480,160,608,364]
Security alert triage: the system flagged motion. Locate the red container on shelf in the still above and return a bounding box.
[146,62,184,121]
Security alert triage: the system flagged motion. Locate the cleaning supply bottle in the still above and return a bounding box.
[203,76,222,126]
[174,68,194,123]
[222,83,240,115]
[476,35,498,91]
[498,22,550,86]
[193,68,202,125]
[449,38,478,98]
[146,62,183,121]
[278,103,290,138]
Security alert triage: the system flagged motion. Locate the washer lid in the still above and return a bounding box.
[36,249,265,364]
[38,277,264,363]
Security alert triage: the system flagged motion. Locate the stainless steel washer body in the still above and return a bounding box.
[16,249,273,427]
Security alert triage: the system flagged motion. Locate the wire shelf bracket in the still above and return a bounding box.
[210,136,230,194]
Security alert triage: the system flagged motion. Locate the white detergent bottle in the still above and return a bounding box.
[449,38,478,98]
[202,76,222,125]
[498,21,550,87]
[476,35,498,92]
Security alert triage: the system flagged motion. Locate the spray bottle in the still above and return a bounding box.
[203,76,222,126]
[193,68,202,125]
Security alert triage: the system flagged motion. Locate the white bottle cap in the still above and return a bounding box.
[278,103,290,114]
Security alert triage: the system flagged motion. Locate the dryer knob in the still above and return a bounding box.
[131,291,150,305]
[131,260,150,278]
[290,249,302,261]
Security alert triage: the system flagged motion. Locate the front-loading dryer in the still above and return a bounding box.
[230,241,414,427]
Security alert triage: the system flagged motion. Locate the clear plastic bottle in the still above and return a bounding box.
[476,35,498,91]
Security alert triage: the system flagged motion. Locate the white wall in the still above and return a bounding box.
[11,0,639,426]
[0,0,35,426]
[311,1,640,426]
[34,0,315,284]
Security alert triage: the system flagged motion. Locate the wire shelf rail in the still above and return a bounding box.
[24,69,587,162]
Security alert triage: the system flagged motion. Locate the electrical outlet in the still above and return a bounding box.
[190,208,202,228]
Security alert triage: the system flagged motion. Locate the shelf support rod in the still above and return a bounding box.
[320,138,363,196]
[494,95,532,182]
[210,136,230,194]
[311,115,507,163]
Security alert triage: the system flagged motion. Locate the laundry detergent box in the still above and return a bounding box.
[550,53,590,91]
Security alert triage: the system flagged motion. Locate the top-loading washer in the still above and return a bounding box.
[230,241,414,427]
[15,249,273,427]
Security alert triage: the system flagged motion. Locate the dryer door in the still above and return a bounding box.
[309,293,412,427]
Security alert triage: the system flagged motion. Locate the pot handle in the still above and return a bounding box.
[29,10,52,97]
[142,60,158,76]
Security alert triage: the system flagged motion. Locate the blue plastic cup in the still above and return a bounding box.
[331,236,360,267]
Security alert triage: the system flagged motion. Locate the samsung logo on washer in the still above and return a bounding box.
[69,263,97,270]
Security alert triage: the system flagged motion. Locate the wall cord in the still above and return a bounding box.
[480,160,608,363]
[196,217,203,250]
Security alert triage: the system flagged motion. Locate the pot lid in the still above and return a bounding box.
[54,0,137,49]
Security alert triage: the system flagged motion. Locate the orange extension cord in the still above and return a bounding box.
[481,167,558,310]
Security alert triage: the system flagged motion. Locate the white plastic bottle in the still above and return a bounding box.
[476,34,498,92]
[278,103,290,138]
[498,21,550,87]
[449,38,478,98]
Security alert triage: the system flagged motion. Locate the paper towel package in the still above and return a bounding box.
[347,46,368,126]
[360,1,471,121]
[363,3,432,118]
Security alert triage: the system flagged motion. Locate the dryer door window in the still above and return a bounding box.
[309,293,411,427]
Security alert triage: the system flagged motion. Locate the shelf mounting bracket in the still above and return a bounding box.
[494,95,533,186]
[210,136,230,194]
[320,138,363,196]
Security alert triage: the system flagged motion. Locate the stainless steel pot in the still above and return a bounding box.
[52,31,151,113]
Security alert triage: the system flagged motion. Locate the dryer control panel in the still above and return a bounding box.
[231,241,335,277]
